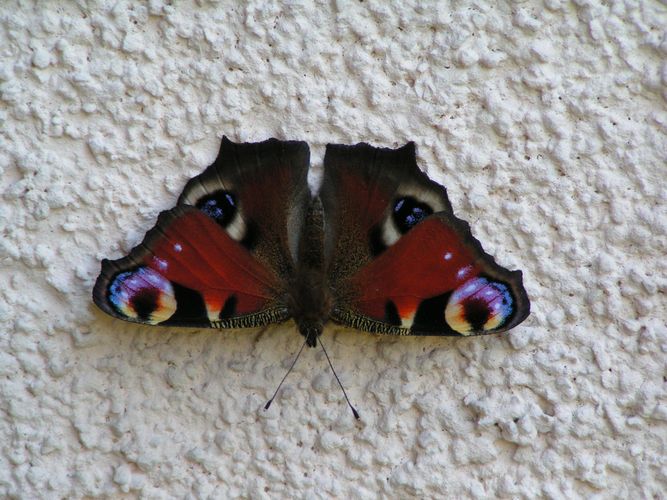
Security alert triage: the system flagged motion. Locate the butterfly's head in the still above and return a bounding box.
[298,323,322,348]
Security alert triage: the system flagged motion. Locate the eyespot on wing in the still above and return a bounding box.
[108,266,177,324]
[445,277,515,335]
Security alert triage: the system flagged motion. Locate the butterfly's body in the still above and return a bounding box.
[288,263,331,346]
[287,198,332,346]
[94,137,529,349]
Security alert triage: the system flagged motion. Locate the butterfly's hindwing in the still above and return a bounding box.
[93,206,290,327]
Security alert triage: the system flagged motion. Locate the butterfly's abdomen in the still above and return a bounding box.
[288,267,332,347]
[289,197,332,347]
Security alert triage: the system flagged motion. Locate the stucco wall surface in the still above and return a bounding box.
[1,1,666,498]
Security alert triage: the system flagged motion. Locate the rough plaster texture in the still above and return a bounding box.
[0,0,666,498]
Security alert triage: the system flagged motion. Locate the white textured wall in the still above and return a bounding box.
[1,1,666,498]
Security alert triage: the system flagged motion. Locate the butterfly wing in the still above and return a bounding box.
[321,142,529,336]
[93,137,310,328]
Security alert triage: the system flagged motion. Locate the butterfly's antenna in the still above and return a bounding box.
[317,336,360,420]
[264,337,309,411]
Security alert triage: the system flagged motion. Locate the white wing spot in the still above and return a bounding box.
[226,212,246,241]
[457,266,472,279]
[152,256,168,271]
[174,243,182,252]
[381,215,402,247]
[444,252,453,261]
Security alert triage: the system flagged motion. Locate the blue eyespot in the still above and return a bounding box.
[392,196,433,233]
[445,277,514,335]
[196,190,237,226]
[108,267,176,324]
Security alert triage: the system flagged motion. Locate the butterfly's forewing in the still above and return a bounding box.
[93,137,310,328]
[178,137,311,273]
[321,142,529,336]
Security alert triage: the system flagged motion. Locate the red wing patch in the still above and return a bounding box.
[349,218,481,315]
[341,216,529,336]
[146,209,279,314]
[93,207,286,327]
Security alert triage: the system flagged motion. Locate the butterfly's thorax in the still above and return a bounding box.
[288,197,332,347]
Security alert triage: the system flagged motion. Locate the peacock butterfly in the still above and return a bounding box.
[93,137,530,415]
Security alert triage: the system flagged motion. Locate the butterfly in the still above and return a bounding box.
[93,137,530,414]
